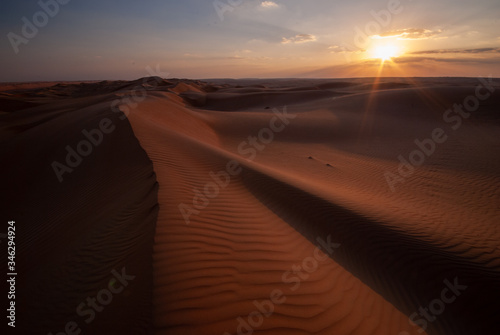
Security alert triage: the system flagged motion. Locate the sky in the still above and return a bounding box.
[1,0,499,81]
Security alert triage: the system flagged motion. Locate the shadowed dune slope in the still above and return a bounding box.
[1,77,499,335]
[122,78,500,335]
[127,96,427,335]
[134,78,499,335]
[1,94,158,334]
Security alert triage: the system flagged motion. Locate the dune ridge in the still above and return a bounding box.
[1,89,158,334]
[1,77,499,334]
[123,77,499,334]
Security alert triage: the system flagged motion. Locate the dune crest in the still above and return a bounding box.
[2,77,499,334]
[124,77,499,335]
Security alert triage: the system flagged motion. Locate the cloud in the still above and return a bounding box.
[281,34,317,44]
[410,47,500,55]
[385,55,500,66]
[261,1,279,8]
[328,45,363,54]
[371,28,443,40]
[328,45,344,53]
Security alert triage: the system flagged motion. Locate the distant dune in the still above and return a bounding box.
[1,77,499,335]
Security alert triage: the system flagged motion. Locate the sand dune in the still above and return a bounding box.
[1,77,499,334]
[1,87,158,334]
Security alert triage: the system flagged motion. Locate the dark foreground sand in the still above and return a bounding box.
[1,77,499,335]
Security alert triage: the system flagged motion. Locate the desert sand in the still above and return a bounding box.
[1,77,499,335]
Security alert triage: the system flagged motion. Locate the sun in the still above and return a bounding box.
[367,40,404,63]
[372,44,400,61]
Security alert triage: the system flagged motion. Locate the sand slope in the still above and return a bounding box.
[2,77,499,335]
[1,88,158,334]
[124,77,499,335]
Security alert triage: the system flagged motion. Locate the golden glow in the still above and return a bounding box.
[368,40,404,62]
[374,45,398,60]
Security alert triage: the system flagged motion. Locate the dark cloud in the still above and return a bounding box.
[410,47,500,55]
[392,56,500,65]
